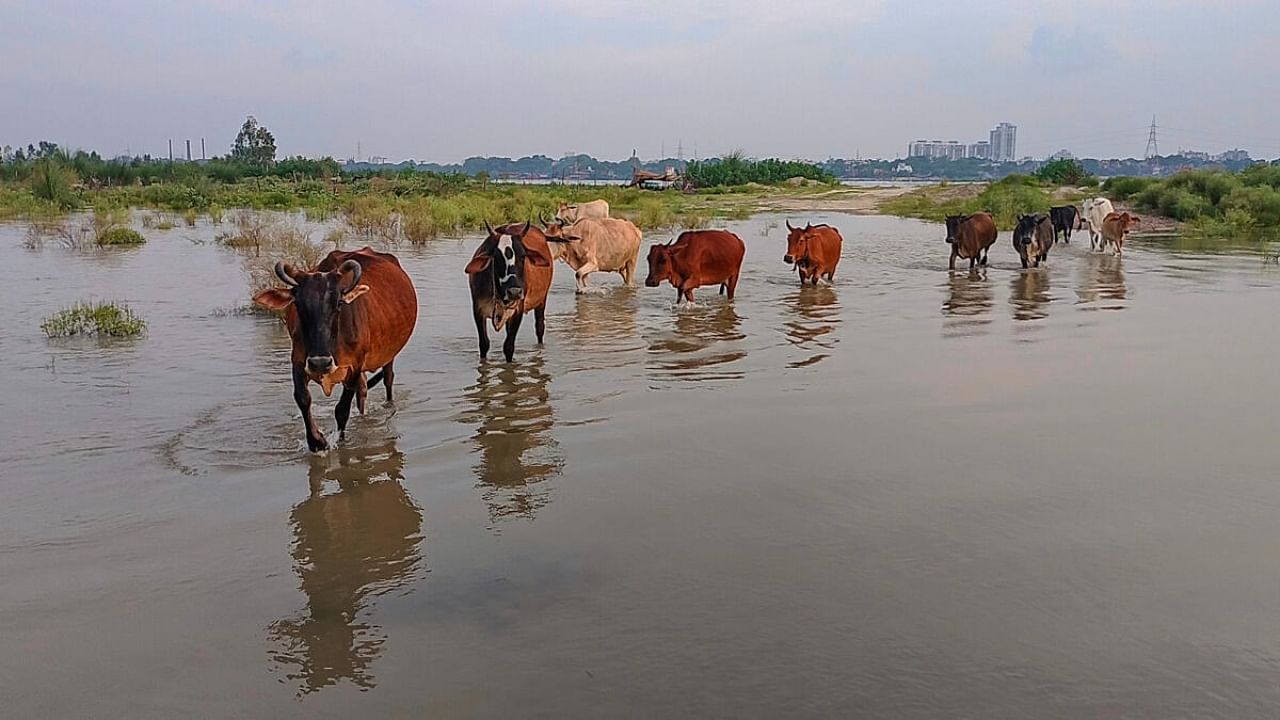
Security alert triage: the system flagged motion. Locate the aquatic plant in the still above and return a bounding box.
[98,227,146,245]
[41,301,147,338]
[183,208,198,227]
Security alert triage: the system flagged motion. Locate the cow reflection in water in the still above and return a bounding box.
[647,305,746,381]
[458,357,562,523]
[1010,269,1052,321]
[1075,253,1127,307]
[782,286,840,368]
[942,270,994,337]
[268,440,424,695]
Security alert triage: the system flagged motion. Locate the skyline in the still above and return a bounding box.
[4,1,1279,162]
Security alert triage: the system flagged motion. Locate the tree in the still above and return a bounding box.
[231,115,277,166]
[1035,158,1094,186]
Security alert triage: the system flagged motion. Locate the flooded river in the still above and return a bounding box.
[3,212,1280,718]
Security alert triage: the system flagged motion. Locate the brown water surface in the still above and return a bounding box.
[3,213,1280,717]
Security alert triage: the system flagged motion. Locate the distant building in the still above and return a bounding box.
[989,122,1017,162]
[1215,149,1250,162]
[968,141,991,160]
[1180,150,1210,161]
[908,139,967,160]
[1048,148,1075,160]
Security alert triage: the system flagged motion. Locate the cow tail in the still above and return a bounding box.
[367,369,386,389]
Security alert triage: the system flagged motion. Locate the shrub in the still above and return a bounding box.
[1034,158,1095,186]
[30,158,79,209]
[98,227,146,245]
[42,301,146,338]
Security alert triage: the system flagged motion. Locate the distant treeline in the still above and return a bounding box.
[821,154,1267,181]
[347,153,686,181]
[685,153,836,187]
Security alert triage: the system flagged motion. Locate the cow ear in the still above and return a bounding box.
[342,284,371,304]
[464,254,492,274]
[253,288,294,311]
[525,245,552,267]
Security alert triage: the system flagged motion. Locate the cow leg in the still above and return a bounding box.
[336,381,356,439]
[534,305,546,344]
[381,360,396,403]
[980,251,989,267]
[473,306,490,360]
[726,274,739,299]
[355,371,368,416]
[1021,257,1029,269]
[293,364,327,452]
[969,256,976,269]
[949,247,958,270]
[622,262,636,287]
[502,312,524,363]
[574,262,598,293]
[719,283,726,295]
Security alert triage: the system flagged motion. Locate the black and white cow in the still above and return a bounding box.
[464,222,554,362]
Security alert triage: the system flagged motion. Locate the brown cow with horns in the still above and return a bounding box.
[645,229,746,303]
[253,247,418,452]
[783,220,843,286]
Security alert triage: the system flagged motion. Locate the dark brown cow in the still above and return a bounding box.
[945,212,998,270]
[253,247,417,452]
[784,221,843,286]
[1013,213,1056,268]
[465,222,553,362]
[644,229,746,303]
[1101,211,1140,256]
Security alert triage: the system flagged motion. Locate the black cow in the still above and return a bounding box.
[1050,205,1080,245]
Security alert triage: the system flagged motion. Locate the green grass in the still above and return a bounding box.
[1105,167,1280,240]
[98,227,146,245]
[42,301,147,338]
[882,175,1064,230]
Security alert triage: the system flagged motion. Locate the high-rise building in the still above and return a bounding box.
[989,123,1017,162]
[968,141,991,160]
[908,140,967,160]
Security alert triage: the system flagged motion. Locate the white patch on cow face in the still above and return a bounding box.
[496,235,515,284]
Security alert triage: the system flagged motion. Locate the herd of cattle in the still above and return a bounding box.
[253,196,1133,451]
[947,197,1140,269]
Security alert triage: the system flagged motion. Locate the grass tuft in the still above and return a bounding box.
[42,301,146,338]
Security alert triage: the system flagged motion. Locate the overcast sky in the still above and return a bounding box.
[3,0,1278,162]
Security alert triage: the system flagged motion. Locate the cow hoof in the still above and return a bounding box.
[308,433,329,452]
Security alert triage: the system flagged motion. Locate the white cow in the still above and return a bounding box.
[1082,197,1115,251]
[555,199,610,224]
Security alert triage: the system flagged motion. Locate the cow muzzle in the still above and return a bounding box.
[644,277,659,287]
[307,356,336,375]
[783,254,794,264]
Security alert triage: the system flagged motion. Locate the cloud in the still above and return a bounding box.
[1026,25,1116,74]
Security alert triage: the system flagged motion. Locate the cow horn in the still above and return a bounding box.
[522,220,531,235]
[805,222,812,231]
[785,219,794,231]
[275,261,299,287]
[539,212,548,227]
[484,221,494,236]
[339,259,363,292]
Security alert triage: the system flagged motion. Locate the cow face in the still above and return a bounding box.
[944,215,966,244]
[465,223,551,323]
[645,243,676,287]
[1013,214,1040,247]
[783,220,811,265]
[555,202,578,224]
[253,260,370,376]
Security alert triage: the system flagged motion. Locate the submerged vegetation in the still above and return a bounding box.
[97,227,146,245]
[41,301,147,338]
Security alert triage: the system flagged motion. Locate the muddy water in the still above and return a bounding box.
[3,212,1280,718]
